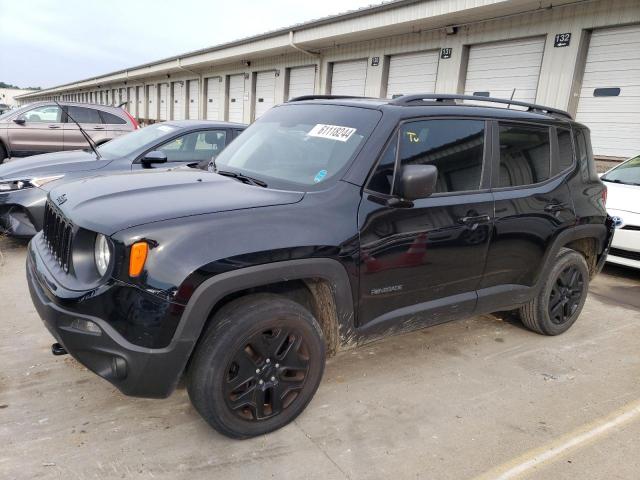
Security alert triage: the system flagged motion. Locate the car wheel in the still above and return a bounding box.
[0,144,7,164]
[519,248,589,335]
[187,293,326,439]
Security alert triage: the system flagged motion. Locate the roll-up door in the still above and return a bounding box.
[254,71,276,120]
[119,88,127,104]
[172,82,185,120]
[330,59,367,96]
[159,84,169,120]
[206,77,222,120]
[464,37,545,104]
[386,51,439,98]
[287,65,316,100]
[128,87,136,116]
[147,84,157,120]
[136,86,143,117]
[228,74,245,123]
[576,24,640,158]
[188,79,200,119]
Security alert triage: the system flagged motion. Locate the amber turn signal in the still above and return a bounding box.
[129,242,148,277]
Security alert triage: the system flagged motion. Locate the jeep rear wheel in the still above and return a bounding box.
[187,294,326,439]
[519,248,589,335]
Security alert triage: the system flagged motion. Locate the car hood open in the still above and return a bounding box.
[48,168,304,235]
[0,150,107,181]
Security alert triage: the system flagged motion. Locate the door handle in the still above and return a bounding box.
[544,203,567,213]
[93,126,105,130]
[458,215,491,225]
[48,125,61,129]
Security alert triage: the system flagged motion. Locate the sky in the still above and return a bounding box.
[0,0,381,89]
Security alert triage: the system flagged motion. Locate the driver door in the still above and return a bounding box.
[132,129,228,170]
[8,105,64,156]
[357,118,494,334]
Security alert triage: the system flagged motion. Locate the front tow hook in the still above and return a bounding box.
[51,343,68,356]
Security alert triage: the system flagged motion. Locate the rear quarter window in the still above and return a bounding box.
[100,111,127,125]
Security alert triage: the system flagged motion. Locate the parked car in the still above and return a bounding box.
[27,94,613,439]
[0,120,245,236]
[0,104,11,115]
[0,101,139,163]
[601,154,640,269]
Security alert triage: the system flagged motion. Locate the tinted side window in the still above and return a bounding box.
[66,106,102,124]
[498,124,550,187]
[100,111,127,125]
[158,130,227,162]
[396,119,485,194]
[557,127,574,172]
[367,137,397,195]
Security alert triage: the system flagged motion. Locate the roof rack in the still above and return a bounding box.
[287,95,374,102]
[388,94,572,119]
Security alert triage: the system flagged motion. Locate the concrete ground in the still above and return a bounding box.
[1,236,639,480]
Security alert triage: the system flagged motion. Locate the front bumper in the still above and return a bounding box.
[0,188,47,237]
[27,241,194,398]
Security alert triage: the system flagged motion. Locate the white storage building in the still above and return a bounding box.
[16,0,640,159]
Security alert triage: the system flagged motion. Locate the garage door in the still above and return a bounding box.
[254,71,276,120]
[228,74,245,123]
[331,59,367,96]
[120,88,127,104]
[173,82,185,120]
[464,37,545,104]
[147,85,157,120]
[128,87,136,116]
[136,86,143,117]
[159,84,169,120]
[188,79,199,119]
[288,65,316,100]
[576,24,640,158]
[206,77,222,120]
[386,51,439,98]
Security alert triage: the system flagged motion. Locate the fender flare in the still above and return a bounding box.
[174,257,356,353]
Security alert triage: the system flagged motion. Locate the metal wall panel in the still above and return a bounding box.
[386,50,439,98]
[331,59,367,95]
[254,71,277,120]
[228,74,245,123]
[188,79,200,119]
[287,65,316,99]
[206,77,222,120]
[576,24,640,158]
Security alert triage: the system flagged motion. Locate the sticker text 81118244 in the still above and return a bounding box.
[308,124,357,142]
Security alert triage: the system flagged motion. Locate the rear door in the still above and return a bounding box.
[7,104,64,156]
[477,121,576,311]
[358,118,493,332]
[63,106,108,150]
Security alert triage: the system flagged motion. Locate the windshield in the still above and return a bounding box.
[602,155,640,186]
[97,123,179,159]
[213,104,381,189]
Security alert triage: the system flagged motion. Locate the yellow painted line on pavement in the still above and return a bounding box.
[474,399,640,480]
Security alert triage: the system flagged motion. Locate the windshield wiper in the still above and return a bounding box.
[216,170,267,188]
[603,178,640,186]
[55,100,101,159]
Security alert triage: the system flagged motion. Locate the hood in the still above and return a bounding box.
[604,180,640,214]
[0,150,108,181]
[49,169,304,235]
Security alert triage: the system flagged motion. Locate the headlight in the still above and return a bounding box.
[0,175,64,192]
[94,234,111,276]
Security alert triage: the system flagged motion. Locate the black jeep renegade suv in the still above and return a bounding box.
[27,94,613,439]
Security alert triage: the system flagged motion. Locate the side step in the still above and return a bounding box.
[51,343,68,356]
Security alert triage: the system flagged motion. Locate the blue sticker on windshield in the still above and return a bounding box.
[314,169,328,184]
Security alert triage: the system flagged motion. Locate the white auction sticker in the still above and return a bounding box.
[308,124,357,142]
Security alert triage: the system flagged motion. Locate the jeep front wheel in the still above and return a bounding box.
[187,293,326,439]
[519,248,589,335]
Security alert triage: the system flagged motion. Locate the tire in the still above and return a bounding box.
[519,248,590,335]
[0,144,7,164]
[187,293,326,439]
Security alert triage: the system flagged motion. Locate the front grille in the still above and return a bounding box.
[609,247,640,262]
[42,201,74,273]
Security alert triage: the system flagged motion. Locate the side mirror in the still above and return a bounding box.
[141,150,168,167]
[13,117,25,125]
[398,164,438,200]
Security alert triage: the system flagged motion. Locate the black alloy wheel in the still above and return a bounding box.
[548,265,585,325]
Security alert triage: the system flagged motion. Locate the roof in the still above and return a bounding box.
[163,120,248,128]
